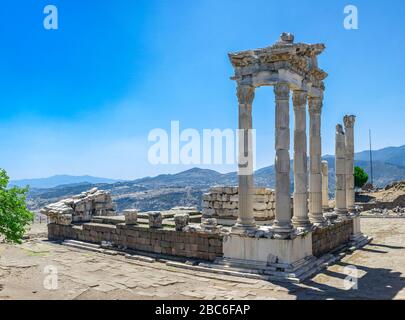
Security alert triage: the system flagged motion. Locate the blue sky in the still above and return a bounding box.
[1,0,405,180]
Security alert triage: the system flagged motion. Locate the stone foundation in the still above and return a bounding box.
[312,219,353,257]
[48,222,223,261]
[202,186,275,223]
[223,233,312,264]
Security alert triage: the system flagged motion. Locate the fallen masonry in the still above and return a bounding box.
[44,33,371,283]
[41,188,116,225]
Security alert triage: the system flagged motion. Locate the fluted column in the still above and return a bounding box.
[232,84,256,233]
[272,83,293,238]
[292,91,311,230]
[344,115,356,213]
[321,160,329,212]
[335,124,348,219]
[308,96,326,226]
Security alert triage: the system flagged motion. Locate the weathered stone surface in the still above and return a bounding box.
[344,115,356,212]
[41,188,116,225]
[308,96,326,227]
[321,160,329,212]
[174,213,190,231]
[312,219,353,257]
[124,209,138,225]
[201,218,220,233]
[292,90,311,231]
[335,124,348,218]
[48,222,223,261]
[148,211,163,228]
[202,186,275,222]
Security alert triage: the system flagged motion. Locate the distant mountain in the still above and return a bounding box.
[25,145,405,214]
[355,145,405,167]
[10,175,120,189]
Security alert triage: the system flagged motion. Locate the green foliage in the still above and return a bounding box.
[0,168,33,243]
[354,166,369,188]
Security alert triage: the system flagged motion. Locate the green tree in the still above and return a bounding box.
[0,168,33,243]
[354,166,368,189]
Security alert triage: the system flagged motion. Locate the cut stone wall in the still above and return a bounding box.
[312,220,353,257]
[202,186,275,222]
[48,222,223,261]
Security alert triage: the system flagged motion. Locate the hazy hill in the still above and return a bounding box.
[10,175,120,189]
[26,145,405,213]
[355,145,405,167]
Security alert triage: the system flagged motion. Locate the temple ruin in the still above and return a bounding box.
[45,33,371,282]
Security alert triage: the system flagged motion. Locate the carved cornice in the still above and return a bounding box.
[343,115,356,129]
[236,85,255,105]
[228,34,328,85]
[274,83,290,100]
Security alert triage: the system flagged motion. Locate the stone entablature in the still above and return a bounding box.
[41,188,116,225]
[202,187,275,222]
[229,32,327,95]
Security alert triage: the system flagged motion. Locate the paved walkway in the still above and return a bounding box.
[1,218,404,300]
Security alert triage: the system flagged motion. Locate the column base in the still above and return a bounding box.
[347,206,356,214]
[271,221,294,239]
[309,214,328,227]
[292,217,313,232]
[324,211,339,223]
[231,221,256,234]
[335,208,349,221]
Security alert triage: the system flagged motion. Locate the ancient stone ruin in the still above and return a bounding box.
[41,188,116,225]
[45,33,371,282]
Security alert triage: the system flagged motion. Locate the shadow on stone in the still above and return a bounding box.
[276,261,405,300]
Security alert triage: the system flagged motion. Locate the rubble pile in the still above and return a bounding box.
[41,188,116,225]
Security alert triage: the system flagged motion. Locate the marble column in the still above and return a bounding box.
[272,83,293,238]
[335,124,348,219]
[308,96,327,226]
[344,115,356,213]
[232,85,256,233]
[292,91,311,230]
[321,160,329,212]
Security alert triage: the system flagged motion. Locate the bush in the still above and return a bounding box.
[354,166,368,189]
[0,169,33,243]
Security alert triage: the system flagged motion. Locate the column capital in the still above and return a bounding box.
[237,85,255,105]
[308,96,323,114]
[292,90,308,109]
[343,115,356,129]
[336,123,345,135]
[274,83,290,100]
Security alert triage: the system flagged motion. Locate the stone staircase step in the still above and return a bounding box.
[63,240,101,249]
[62,240,104,253]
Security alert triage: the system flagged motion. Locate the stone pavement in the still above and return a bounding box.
[1,218,405,300]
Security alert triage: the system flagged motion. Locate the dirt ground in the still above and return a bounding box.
[1,218,405,300]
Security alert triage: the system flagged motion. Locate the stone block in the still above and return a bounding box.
[124,209,138,225]
[223,233,312,264]
[148,211,163,228]
[174,213,189,231]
